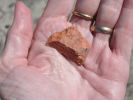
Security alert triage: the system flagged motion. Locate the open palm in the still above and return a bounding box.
[0,1,133,100]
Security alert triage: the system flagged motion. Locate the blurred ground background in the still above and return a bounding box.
[0,0,132,100]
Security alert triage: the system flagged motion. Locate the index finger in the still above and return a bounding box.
[42,0,77,20]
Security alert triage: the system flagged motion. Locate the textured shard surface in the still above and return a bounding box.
[47,27,91,65]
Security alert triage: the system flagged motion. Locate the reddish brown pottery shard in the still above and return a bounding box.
[46,27,91,65]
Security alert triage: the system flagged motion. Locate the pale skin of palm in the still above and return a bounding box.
[0,0,133,100]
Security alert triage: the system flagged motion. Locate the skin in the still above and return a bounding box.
[0,0,133,100]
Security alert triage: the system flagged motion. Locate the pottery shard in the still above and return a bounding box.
[47,27,91,65]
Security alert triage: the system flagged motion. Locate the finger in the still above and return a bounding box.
[111,0,133,61]
[28,0,77,65]
[95,0,124,40]
[42,0,77,20]
[71,0,101,28]
[71,0,102,72]
[32,0,77,43]
[2,1,33,64]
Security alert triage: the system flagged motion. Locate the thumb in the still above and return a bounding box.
[2,1,33,65]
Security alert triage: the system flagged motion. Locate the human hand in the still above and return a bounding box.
[0,0,133,100]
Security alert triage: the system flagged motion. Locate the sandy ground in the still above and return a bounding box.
[0,0,132,100]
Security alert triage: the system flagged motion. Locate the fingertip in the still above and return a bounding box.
[11,1,33,34]
[14,1,32,24]
[15,1,31,14]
